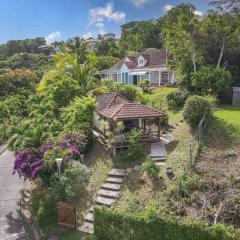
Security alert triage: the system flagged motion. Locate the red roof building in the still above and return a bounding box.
[94,93,166,150]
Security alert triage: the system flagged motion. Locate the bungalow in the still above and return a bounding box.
[101,49,175,86]
[94,93,166,155]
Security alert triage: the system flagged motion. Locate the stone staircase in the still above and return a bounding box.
[149,141,167,166]
[79,168,127,234]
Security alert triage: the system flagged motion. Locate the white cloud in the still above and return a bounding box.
[45,31,61,44]
[163,4,204,16]
[89,3,125,35]
[89,3,125,25]
[194,10,204,16]
[130,0,151,8]
[109,11,126,21]
[163,4,174,13]
[95,22,105,28]
[82,32,93,39]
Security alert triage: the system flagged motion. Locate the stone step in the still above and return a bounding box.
[89,206,94,213]
[151,157,165,162]
[85,212,93,223]
[94,196,116,207]
[79,221,94,234]
[155,162,166,166]
[102,183,121,191]
[108,168,126,178]
[15,233,31,240]
[98,189,119,198]
[151,154,165,158]
[106,177,123,184]
[150,153,166,158]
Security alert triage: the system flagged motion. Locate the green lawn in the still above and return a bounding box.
[214,105,240,127]
[143,87,177,110]
[141,86,182,125]
[204,105,240,148]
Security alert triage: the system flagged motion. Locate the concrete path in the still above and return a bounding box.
[0,144,6,155]
[0,148,30,240]
[150,141,167,166]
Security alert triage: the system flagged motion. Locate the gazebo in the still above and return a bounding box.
[94,93,166,154]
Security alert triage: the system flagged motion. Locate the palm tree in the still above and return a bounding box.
[64,37,90,64]
[70,60,99,96]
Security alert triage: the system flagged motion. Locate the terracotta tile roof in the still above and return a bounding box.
[96,93,166,120]
[96,93,129,111]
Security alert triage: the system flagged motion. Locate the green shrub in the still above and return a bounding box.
[102,80,138,101]
[174,172,203,198]
[141,157,160,180]
[191,67,232,98]
[49,161,91,203]
[94,207,240,240]
[167,91,188,109]
[138,80,150,92]
[126,128,142,161]
[183,95,212,128]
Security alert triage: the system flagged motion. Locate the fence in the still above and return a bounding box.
[189,111,212,169]
[57,202,76,229]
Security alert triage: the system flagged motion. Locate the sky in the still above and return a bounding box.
[0,0,210,44]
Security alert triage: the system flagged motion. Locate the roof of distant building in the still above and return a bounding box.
[96,93,165,120]
[102,48,169,73]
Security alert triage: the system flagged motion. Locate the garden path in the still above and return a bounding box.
[79,168,127,234]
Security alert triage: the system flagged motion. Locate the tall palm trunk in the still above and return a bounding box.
[217,37,226,68]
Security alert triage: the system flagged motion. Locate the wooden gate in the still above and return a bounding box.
[57,202,76,228]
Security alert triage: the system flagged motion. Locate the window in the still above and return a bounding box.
[161,72,169,84]
[138,56,145,66]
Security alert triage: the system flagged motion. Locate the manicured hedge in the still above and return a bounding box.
[94,207,240,240]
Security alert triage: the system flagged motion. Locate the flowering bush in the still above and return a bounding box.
[13,132,87,182]
[14,149,42,180]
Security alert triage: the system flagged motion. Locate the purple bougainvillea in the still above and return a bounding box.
[13,133,86,181]
[13,149,42,180]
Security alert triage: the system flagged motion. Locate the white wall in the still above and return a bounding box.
[93,112,101,130]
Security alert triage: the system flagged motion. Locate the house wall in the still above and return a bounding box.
[93,112,101,130]
[102,66,176,86]
[119,64,131,84]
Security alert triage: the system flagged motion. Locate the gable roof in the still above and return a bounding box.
[102,48,168,73]
[96,93,166,120]
[96,93,129,111]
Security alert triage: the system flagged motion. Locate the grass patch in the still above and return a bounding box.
[114,122,196,212]
[205,105,240,148]
[214,105,240,127]
[143,87,177,110]
[60,230,94,240]
[77,141,113,224]
[141,87,183,126]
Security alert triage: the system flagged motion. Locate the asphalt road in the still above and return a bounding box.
[0,148,30,240]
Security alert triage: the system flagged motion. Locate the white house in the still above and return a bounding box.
[102,33,116,40]
[101,49,175,86]
[86,33,118,50]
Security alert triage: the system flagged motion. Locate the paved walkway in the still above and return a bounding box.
[0,145,6,155]
[0,148,30,240]
[150,141,167,166]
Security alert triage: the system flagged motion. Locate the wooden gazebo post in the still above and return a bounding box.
[158,117,161,138]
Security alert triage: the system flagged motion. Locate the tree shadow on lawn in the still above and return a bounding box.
[112,143,150,169]
[31,186,58,236]
[121,170,165,195]
[204,117,240,150]
[166,140,180,154]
